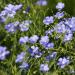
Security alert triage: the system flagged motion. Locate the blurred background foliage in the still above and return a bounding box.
[47,0,75,16]
[0,0,75,16]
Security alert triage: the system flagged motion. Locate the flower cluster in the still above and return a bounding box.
[5,21,19,33]
[45,17,75,42]
[0,4,22,22]
[0,1,74,74]
[5,20,32,33]
[15,52,29,69]
[44,2,75,42]
[16,2,71,71]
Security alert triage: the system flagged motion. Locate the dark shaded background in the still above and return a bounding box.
[47,0,75,16]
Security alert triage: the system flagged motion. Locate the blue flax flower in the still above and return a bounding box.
[64,33,73,42]
[4,4,22,18]
[19,20,32,32]
[56,2,65,11]
[29,35,39,44]
[5,21,19,33]
[19,36,29,44]
[55,12,64,19]
[0,4,22,21]
[15,52,25,63]
[65,17,75,31]
[19,62,29,69]
[0,15,6,22]
[57,57,70,68]
[54,21,66,33]
[39,36,49,45]
[36,0,47,6]
[0,46,10,60]
[45,29,54,35]
[43,16,54,25]
[44,42,54,49]
[28,46,42,58]
[40,64,49,72]
[39,36,54,49]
